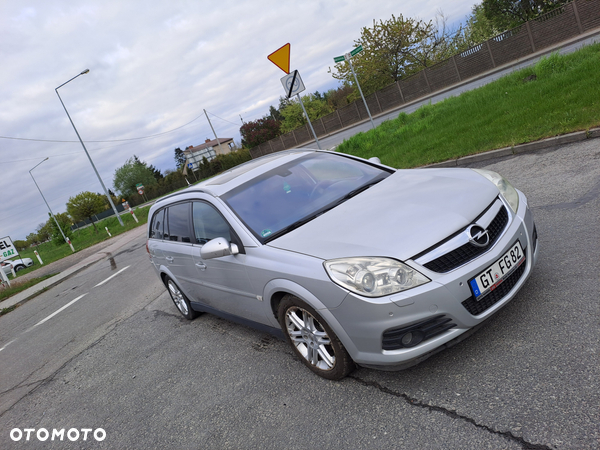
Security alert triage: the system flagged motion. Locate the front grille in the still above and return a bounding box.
[424,206,509,273]
[382,315,456,351]
[462,258,526,315]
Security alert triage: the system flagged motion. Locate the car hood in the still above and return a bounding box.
[268,168,499,261]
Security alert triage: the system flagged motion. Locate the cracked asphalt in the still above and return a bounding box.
[0,140,598,449]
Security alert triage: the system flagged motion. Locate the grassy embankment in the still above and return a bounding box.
[337,44,600,167]
[14,205,151,278]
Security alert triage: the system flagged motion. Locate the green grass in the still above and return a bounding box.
[0,274,54,303]
[16,206,151,274]
[337,44,600,168]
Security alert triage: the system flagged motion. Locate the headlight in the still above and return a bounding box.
[324,257,430,298]
[472,169,519,213]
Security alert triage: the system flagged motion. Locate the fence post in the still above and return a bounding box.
[336,109,343,129]
[451,55,462,82]
[319,117,326,137]
[354,101,361,120]
[525,22,536,53]
[373,91,383,114]
[486,41,496,68]
[422,69,432,92]
[572,1,584,34]
[396,81,405,103]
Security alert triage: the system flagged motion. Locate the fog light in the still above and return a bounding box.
[401,330,424,348]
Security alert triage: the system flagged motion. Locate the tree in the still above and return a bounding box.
[26,233,40,247]
[174,147,186,168]
[13,240,28,251]
[325,86,354,110]
[113,156,158,197]
[462,3,501,46]
[240,117,282,148]
[36,221,52,243]
[279,94,334,134]
[148,164,163,181]
[330,13,469,97]
[48,212,73,246]
[481,0,570,31]
[66,192,107,233]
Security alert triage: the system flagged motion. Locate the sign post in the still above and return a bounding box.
[0,265,10,288]
[279,70,321,150]
[269,44,322,150]
[333,45,375,129]
[0,237,18,281]
[136,183,147,203]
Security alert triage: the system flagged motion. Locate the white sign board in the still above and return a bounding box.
[280,70,305,98]
[0,236,19,263]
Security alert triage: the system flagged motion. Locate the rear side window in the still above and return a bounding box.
[165,203,192,243]
[149,209,165,239]
[192,202,231,244]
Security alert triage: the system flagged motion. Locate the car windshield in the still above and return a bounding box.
[221,153,391,243]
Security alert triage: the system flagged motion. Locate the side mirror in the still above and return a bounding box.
[200,237,239,260]
[368,156,381,164]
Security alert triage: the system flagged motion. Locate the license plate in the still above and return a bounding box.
[469,241,525,300]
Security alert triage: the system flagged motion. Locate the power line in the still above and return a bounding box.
[0,111,206,143]
[205,110,240,127]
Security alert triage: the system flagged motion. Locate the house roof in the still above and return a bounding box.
[184,138,233,154]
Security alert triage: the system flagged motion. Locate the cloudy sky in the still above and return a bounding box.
[1,0,475,242]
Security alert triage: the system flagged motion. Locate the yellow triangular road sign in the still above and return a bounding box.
[268,43,290,74]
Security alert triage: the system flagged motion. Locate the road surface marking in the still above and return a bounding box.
[32,294,87,328]
[0,339,16,352]
[94,265,130,287]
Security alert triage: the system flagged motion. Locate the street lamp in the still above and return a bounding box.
[30,158,75,253]
[55,69,124,226]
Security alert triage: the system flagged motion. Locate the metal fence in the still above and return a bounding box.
[250,0,600,158]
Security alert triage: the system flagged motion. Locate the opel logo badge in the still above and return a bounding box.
[468,225,490,247]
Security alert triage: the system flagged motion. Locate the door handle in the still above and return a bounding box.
[166,256,174,262]
[195,262,207,271]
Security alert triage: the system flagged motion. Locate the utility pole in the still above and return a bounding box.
[204,109,225,155]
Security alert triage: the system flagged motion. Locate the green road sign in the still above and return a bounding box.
[350,45,363,56]
[334,45,363,63]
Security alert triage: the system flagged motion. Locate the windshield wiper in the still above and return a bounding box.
[264,213,323,243]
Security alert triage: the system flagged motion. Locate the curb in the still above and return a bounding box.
[1,258,104,310]
[423,128,598,168]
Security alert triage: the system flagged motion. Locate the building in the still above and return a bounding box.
[184,138,235,171]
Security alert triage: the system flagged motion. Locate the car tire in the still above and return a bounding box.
[14,265,25,272]
[165,276,198,320]
[278,294,355,380]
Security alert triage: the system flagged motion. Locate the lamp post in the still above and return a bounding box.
[30,158,75,253]
[55,69,124,226]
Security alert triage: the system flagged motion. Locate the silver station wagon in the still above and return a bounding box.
[147,149,539,379]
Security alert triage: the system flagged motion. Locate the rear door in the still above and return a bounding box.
[160,202,197,300]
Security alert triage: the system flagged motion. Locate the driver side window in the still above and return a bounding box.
[192,202,231,245]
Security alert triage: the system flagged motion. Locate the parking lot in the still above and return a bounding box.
[0,140,598,449]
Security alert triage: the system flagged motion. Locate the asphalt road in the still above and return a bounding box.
[0,140,598,449]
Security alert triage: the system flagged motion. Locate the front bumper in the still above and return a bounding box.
[328,191,539,369]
